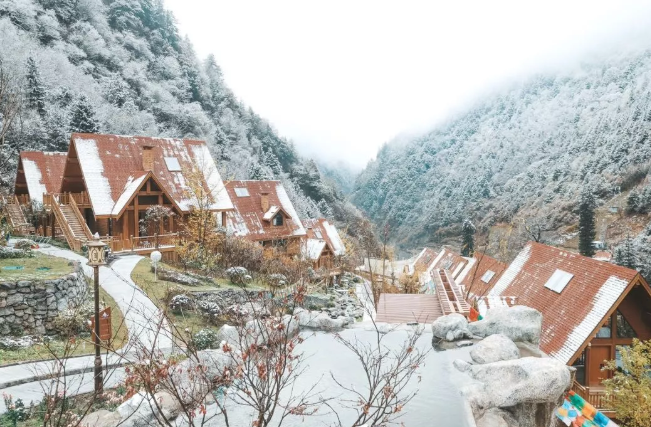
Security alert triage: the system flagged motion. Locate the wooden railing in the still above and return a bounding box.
[435,269,471,316]
[126,233,179,252]
[51,196,82,252]
[69,195,93,240]
[44,192,91,208]
[571,381,614,412]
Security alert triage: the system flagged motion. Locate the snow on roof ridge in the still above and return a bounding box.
[74,139,115,216]
[489,243,532,297]
[22,159,48,205]
[112,173,148,216]
[549,275,629,364]
[275,183,306,236]
[323,220,345,255]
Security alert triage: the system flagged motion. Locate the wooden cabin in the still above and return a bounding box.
[487,242,651,415]
[224,180,306,256]
[10,133,234,257]
[302,218,346,270]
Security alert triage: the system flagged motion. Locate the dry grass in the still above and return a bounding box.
[0,253,74,281]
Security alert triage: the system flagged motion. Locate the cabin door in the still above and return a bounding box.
[589,346,611,387]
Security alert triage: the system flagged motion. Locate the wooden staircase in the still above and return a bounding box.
[1,195,32,235]
[435,269,471,316]
[51,194,92,251]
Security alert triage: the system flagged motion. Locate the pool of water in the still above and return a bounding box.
[220,327,473,427]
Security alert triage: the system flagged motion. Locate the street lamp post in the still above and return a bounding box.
[86,235,107,395]
[151,250,162,281]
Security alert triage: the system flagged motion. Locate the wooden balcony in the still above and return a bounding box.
[571,381,614,417]
[108,233,179,255]
[43,192,91,208]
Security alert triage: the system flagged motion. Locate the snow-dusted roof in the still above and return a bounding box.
[111,173,148,216]
[488,242,643,364]
[68,133,233,217]
[304,239,327,260]
[224,180,306,241]
[303,218,346,259]
[16,152,67,204]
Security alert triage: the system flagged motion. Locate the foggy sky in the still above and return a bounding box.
[164,0,651,169]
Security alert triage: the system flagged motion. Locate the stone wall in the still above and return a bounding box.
[0,262,88,335]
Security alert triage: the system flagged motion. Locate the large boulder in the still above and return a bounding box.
[468,306,542,344]
[431,313,472,341]
[294,308,346,330]
[455,357,571,416]
[470,334,520,364]
[80,409,120,427]
[476,408,518,427]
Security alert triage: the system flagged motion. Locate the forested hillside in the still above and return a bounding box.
[353,49,651,249]
[0,0,358,228]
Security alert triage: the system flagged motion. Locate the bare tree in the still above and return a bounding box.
[0,58,23,145]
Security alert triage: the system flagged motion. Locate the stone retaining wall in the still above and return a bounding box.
[0,262,87,335]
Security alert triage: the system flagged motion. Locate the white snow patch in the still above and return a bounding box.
[275,183,306,236]
[189,144,233,211]
[549,275,629,364]
[262,206,280,221]
[305,239,326,260]
[112,174,147,216]
[75,138,115,216]
[226,211,250,237]
[22,159,48,205]
[489,244,532,296]
[323,220,345,255]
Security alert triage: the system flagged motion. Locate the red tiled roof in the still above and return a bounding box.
[376,294,443,324]
[225,180,306,241]
[489,242,642,364]
[303,218,346,256]
[413,248,438,273]
[459,253,508,298]
[66,133,233,216]
[17,152,67,203]
[427,247,469,279]
[593,251,612,261]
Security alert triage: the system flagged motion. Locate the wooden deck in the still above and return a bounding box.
[571,381,614,417]
[376,294,443,324]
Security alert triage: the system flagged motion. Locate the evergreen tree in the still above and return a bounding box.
[627,190,640,214]
[461,219,475,257]
[614,235,636,269]
[578,188,596,257]
[26,57,46,116]
[247,162,270,180]
[69,95,100,133]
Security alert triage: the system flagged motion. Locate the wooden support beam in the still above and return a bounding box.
[134,194,139,237]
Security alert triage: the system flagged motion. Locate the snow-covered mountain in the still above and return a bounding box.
[0,0,359,228]
[352,49,651,249]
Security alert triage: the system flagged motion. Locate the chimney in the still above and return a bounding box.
[260,192,270,212]
[142,146,154,171]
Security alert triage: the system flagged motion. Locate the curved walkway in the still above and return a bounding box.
[0,244,172,412]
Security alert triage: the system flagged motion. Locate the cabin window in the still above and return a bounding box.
[543,269,574,293]
[616,310,637,338]
[234,187,249,197]
[572,349,586,385]
[273,214,284,226]
[480,270,496,283]
[615,345,630,372]
[596,316,612,338]
[164,157,182,172]
[138,195,159,205]
[273,239,287,248]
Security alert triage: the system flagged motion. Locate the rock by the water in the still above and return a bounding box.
[468,306,542,344]
[457,357,570,413]
[476,408,518,427]
[456,340,474,348]
[432,313,472,341]
[470,334,520,364]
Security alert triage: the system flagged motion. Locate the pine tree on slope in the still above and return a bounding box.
[26,57,46,116]
[69,95,100,133]
[578,188,596,257]
[614,235,636,269]
[461,219,475,257]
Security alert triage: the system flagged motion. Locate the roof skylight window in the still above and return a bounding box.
[164,157,182,172]
[544,269,574,293]
[234,187,250,197]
